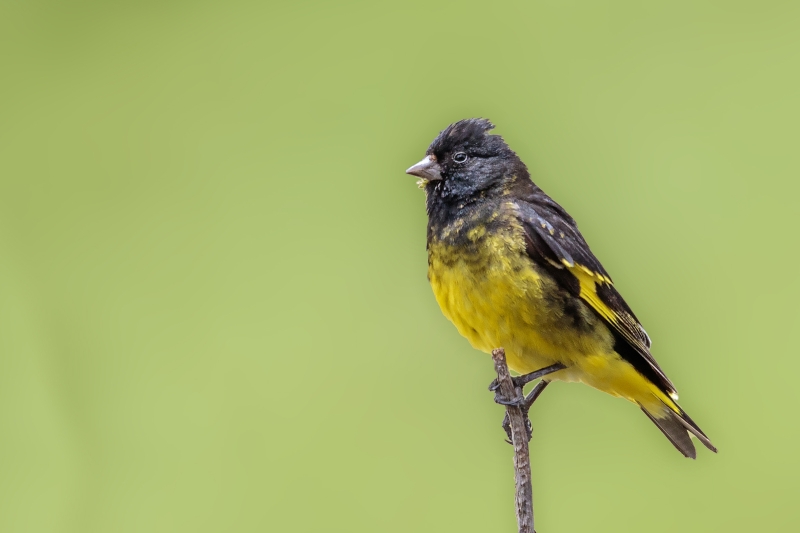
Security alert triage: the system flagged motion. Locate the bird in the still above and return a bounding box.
[405,118,716,458]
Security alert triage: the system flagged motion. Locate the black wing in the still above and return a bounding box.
[515,194,676,396]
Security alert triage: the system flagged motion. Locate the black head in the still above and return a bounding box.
[406,118,527,202]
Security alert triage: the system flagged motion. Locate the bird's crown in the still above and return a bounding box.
[428,118,498,156]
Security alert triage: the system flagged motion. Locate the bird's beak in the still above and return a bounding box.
[405,155,443,181]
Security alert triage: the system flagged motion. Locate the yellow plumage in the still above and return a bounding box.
[428,217,675,416]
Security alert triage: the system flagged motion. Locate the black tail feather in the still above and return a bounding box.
[640,402,717,458]
[641,407,697,459]
[673,409,717,453]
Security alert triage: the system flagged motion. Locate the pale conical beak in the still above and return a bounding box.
[405,155,443,181]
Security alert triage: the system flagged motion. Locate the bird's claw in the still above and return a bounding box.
[493,390,525,407]
[489,378,524,406]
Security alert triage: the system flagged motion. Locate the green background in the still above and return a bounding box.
[1,1,798,531]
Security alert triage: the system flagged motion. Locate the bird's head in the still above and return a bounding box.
[406,118,526,201]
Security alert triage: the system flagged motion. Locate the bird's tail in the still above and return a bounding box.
[641,401,717,459]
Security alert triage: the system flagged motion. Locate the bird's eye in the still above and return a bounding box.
[453,152,468,163]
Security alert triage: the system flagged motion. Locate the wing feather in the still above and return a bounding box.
[515,197,676,395]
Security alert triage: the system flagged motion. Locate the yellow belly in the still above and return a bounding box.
[428,233,670,413]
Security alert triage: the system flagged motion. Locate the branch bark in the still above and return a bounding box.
[492,348,534,533]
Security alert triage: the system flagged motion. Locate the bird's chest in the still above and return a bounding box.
[427,217,545,354]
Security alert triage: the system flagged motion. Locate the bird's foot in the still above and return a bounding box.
[488,378,525,408]
[498,379,554,444]
[489,385,526,408]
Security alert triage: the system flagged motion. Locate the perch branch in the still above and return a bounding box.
[492,348,535,533]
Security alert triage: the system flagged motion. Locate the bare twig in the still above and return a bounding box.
[492,348,534,533]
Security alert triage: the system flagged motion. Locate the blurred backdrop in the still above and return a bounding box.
[1,1,799,532]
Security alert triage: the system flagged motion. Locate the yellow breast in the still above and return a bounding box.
[427,217,573,374]
[426,212,671,413]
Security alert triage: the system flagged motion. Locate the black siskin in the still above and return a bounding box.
[406,118,716,458]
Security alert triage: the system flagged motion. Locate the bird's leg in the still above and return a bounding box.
[501,380,552,442]
[510,363,566,389]
[488,362,565,405]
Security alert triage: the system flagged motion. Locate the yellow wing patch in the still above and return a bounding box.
[571,265,680,405]
[570,265,617,324]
